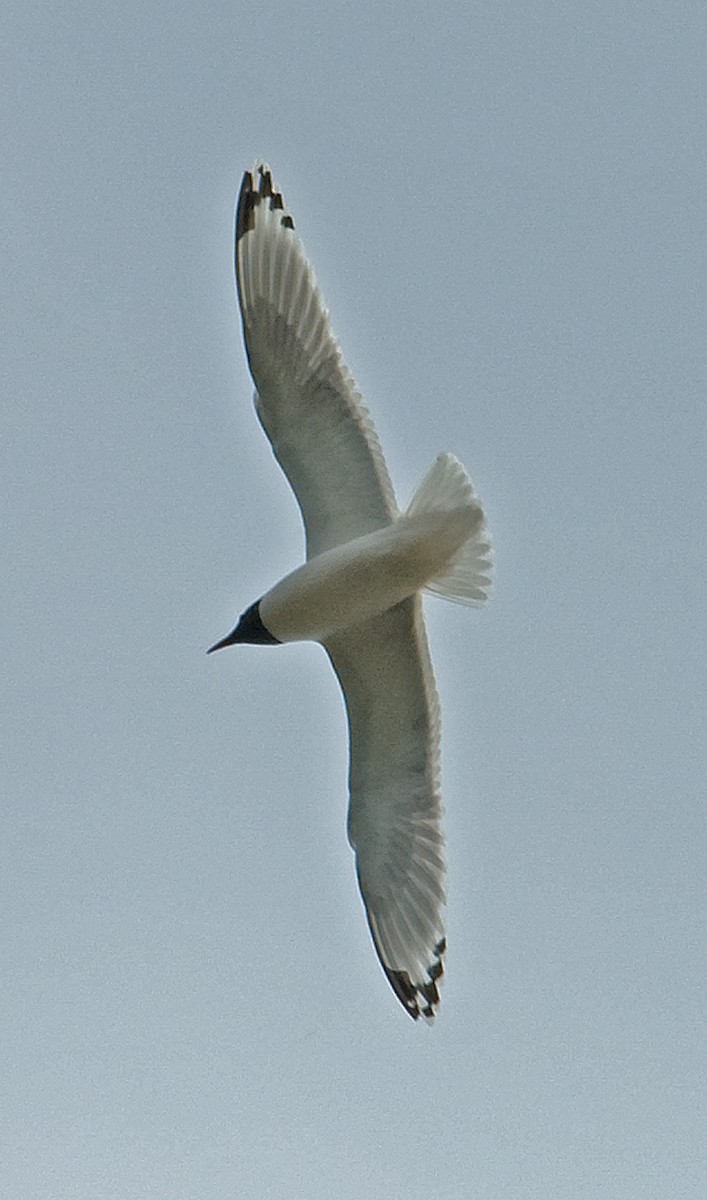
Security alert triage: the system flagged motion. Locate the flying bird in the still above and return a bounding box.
[209,163,492,1020]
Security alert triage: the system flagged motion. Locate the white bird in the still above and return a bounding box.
[209,164,492,1020]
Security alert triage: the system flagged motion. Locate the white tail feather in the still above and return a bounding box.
[407,453,493,607]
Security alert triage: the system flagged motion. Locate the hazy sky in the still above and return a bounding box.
[3,2,705,1197]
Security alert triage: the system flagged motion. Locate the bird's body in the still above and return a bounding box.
[210,164,492,1020]
[261,491,483,645]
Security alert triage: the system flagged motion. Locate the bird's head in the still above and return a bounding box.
[207,600,281,652]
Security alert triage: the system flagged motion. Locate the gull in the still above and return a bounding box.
[209,163,492,1020]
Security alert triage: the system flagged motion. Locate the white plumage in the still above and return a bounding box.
[209,164,492,1020]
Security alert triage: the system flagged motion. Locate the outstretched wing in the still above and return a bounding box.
[235,164,398,557]
[325,597,447,1020]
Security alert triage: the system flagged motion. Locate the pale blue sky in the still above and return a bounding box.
[2,2,705,1197]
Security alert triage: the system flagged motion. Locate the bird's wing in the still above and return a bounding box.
[325,596,447,1020]
[236,163,398,558]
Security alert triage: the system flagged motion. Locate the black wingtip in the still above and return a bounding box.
[235,163,296,244]
[369,922,447,1021]
[235,169,257,242]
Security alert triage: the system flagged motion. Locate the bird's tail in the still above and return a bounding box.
[406,453,493,606]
